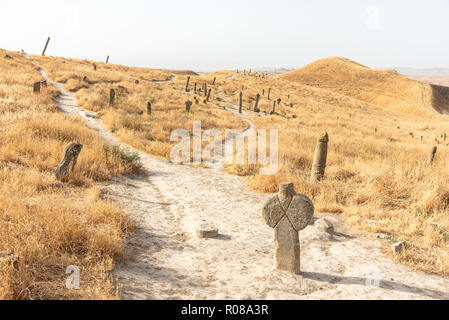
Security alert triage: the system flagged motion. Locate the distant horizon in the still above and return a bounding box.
[1,0,448,72]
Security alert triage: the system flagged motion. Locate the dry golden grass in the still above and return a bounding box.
[25,52,449,277]
[0,49,141,299]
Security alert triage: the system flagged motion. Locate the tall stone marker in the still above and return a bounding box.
[310,132,329,182]
[262,183,314,274]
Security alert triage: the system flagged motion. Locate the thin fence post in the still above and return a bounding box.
[185,76,190,92]
[42,37,50,56]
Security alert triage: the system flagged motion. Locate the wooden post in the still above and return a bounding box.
[33,82,41,94]
[147,102,152,115]
[185,76,190,92]
[262,89,265,96]
[212,77,216,85]
[428,146,437,164]
[55,143,83,182]
[194,82,197,94]
[109,89,115,107]
[206,89,212,102]
[271,101,276,114]
[106,56,109,64]
[93,64,97,71]
[311,132,329,182]
[268,88,271,100]
[204,83,207,97]
[254,93,260,111]
[239,92,243,114]
[41,37,50,56]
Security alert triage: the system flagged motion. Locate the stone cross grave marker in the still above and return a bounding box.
[262,183,314,274]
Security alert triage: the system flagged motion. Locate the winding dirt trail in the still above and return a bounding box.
[34,61,449,299]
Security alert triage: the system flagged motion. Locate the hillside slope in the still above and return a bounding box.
[279,57,449,115]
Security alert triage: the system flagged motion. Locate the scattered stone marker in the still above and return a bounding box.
[254,93,260,112]
[262,183,314,274]
[0,252,18,270]
[239,92,243,114]
[310,132,329,182]
[42,37,50,56]
[185,76,190,92]
[55,142,83,182]
[33,81,41,94]
[428,146,437,164]
[392,241,407,255]
[147,102,152,115]
[109,89,115,107]
[185,100,192,112]
[135,79,139,84]
[4,54,12,59]
[196,222,219,239]
[41,80,47,87]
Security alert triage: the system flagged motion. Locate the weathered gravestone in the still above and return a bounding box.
[55,142,83,182]
[262,183,314,274]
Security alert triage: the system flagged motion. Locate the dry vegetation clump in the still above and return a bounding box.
[0,49,140,299]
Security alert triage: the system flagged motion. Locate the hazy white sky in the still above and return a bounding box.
[0,0,448,71]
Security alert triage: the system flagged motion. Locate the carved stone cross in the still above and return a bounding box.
[262,183,314,274]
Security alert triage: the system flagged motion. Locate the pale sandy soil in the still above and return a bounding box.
[33,61,449,300]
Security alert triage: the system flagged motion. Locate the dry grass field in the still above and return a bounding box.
[3,47,449,299]
[0,49,141,299]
